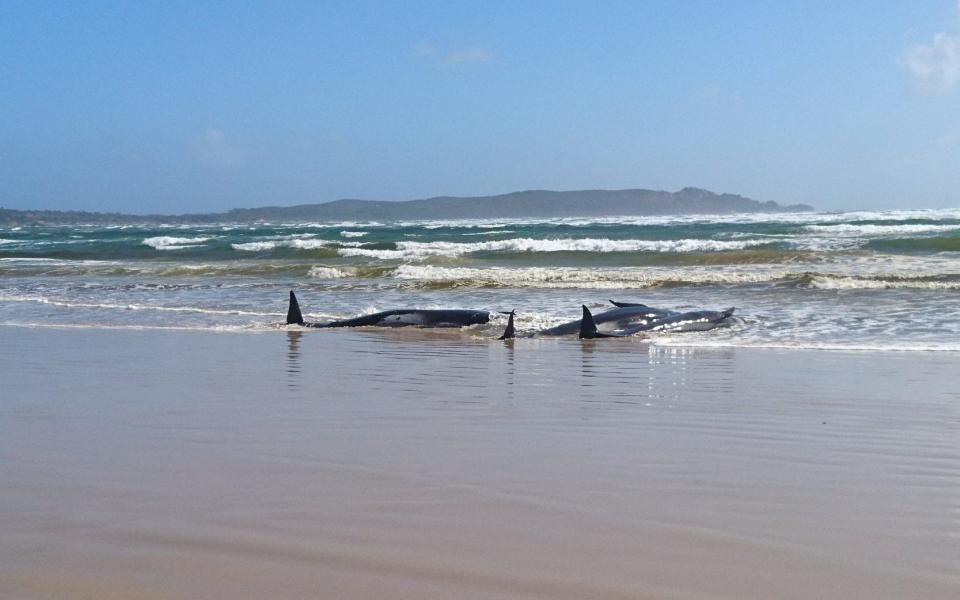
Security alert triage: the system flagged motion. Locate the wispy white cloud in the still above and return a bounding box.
[902,4,960,95]
[192,128,247,167]
[415,39,494,68]
[904,33,960,95]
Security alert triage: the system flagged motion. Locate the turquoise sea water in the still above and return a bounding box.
[2,209,960,350]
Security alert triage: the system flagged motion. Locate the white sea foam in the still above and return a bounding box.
[340,231,368,238]
[155,244,205,251]
[382,208,960,230]
[232,239,332,251]
[0,257,117,265]
[388,264,960,290]
[0,257,62,262]
[307,266,354,278]
[0,238,18,245]
[143,236,212,250]
[807,275,960,290]
[390,265,795,288]
[6,239,92,247]
[648,338,960,353]
[232,241,279,251]
[0,321,267,333]
[272,221,384,229]
[252,233,319,240]
[0,294,282,316]
[339,237,768,259]
[788,237,865,252]
[804,223,960,236]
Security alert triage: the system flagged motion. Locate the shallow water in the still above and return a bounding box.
[1,328,958,599]
[3,209,960,351]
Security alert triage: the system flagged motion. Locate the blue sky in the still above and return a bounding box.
[2,1,960,213]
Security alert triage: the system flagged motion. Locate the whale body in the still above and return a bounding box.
[536,302,678,336]
[630,307,740,333]
[577,304,740,339]
[286,291,490,328]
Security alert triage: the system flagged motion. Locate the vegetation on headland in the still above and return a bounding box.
[1,187,812,226]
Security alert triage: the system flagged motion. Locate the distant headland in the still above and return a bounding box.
[1,187,813,226]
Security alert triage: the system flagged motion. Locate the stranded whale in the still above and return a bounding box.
[286,291,490,328]
[534,301,678,336]
[577,304,740,339]
[497,300,742,339]
[578,305,625,339]
[285,291,739,337]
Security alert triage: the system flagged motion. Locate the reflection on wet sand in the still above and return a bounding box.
[286,329,302,389]
[1,327,958,600]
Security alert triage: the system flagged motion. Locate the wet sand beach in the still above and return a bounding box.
[1,327,958,599]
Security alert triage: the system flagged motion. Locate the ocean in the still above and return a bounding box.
[2,208,960,350]
[4,210,960,599]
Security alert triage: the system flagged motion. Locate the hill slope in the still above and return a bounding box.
[1,187,812,225]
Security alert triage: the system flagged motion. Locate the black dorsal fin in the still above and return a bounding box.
[609,300,648,308]
[580,305,623,338]
[579,305,599,339]
[498,311,516,340]
[286,290,305,325]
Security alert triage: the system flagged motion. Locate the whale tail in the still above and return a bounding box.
[286,291,305,325]
[498,311,516,340]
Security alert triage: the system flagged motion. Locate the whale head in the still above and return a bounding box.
[469,311,490,325]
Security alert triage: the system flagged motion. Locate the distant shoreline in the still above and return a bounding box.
[1,187,812,226]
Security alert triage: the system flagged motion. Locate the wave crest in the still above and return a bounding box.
[339,237,768,259]
[142,236,212,250]
[804,223,960,235]
[390,265,960,290]
[232,239,332,251]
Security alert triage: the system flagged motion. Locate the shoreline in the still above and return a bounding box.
[2,327,958,599]
[3,322,960,353]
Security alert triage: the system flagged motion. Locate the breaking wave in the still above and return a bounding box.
[5,211,960,348]
[142,236,213,250]
[307,266,353,278]
[232,239,333,251]
[803,273,960,290]
[0,294,281,316]
[339,238,770,259]
[804,223,960,236]
[389,265,960,290]
[390,265,788,288]
[462,230,517,236]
